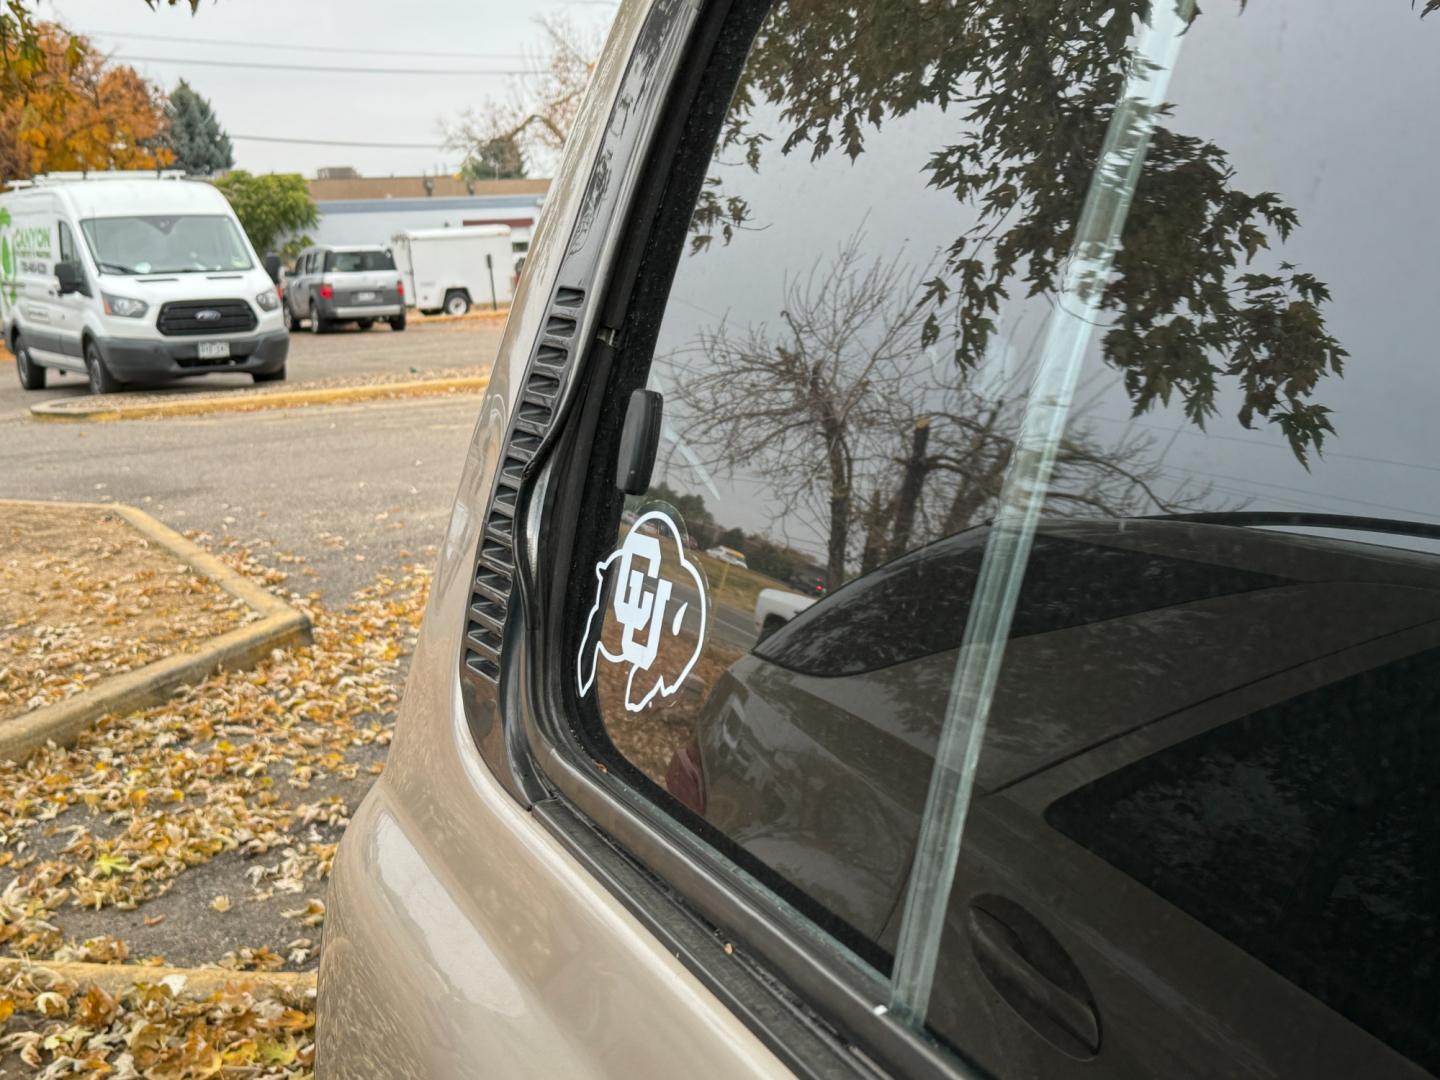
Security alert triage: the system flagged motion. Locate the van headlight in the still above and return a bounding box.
[102,293,148,318]
[254,289,280,312]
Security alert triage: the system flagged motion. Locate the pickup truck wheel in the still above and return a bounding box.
[85,340,122,395]
[443,290,471,317]
[309,303,329,335]
[282,303,302,333]
[13,334,46,390]
[388,314,406,331]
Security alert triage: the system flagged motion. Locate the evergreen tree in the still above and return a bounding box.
[166,79,233,176]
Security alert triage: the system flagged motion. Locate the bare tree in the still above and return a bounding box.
[669,238,930,586]
[668,234,1212,587]
[442,13,602,176]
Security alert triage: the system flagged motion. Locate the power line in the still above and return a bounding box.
[85,28,530,61]
[232,134,447,150]
[112,54,537,77]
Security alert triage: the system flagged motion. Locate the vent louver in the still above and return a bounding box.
[462,285,585,683]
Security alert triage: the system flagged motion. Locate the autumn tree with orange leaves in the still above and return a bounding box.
[0,23,173,180]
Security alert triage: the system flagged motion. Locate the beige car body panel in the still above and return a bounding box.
[316,0,791,1074]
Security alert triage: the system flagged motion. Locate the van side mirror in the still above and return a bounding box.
[55,261,88,296]
[263,254,282,284]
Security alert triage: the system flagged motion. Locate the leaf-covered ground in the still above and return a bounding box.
[0,965,316,1078]
[0,532,432,1074]
[1,506,259,723]
[0,529,432,979]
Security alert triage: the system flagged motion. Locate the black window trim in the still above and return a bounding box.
[473,0,989,1074]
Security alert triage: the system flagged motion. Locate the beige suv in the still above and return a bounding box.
[317,0,1440,1076]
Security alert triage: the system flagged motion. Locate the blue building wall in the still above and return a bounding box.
[310,194,544,249]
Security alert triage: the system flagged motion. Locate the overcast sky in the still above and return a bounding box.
[39,0,617,178]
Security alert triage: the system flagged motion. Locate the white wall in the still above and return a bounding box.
[308,196,541,251]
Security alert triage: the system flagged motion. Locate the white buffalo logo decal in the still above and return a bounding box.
[577,510,708,712]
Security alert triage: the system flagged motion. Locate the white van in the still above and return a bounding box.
[391,224,514,317]
[1,172,287,393]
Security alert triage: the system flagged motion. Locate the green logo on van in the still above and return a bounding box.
[0,208,15,305]
[0,210,51,305]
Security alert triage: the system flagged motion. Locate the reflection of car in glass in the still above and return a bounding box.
[671,515,1440,1077]
[786,572,827,596]
[705,545,748,567]
[753,586,815,640]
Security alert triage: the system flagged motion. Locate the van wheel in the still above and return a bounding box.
[443,290,471,317]
[388,313,406,332]
[85,340,121,395]
[13,334,46,390]
[282,303,302,333]
[357,319,374,331]
[309,303,329,334]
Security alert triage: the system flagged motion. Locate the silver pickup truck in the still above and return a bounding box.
[282,244,406,334]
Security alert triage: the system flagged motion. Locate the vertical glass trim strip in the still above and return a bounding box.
[887,0,1199,1025]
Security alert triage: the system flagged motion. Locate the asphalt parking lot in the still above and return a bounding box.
[0,315,507,968]
[0,314,505,419]
[0,316,505,599]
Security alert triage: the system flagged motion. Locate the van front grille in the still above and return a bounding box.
[157,299,257,336]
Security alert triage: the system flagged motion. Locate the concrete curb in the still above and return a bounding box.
[0,958,315,999]
[28,374,490,422]
[0,500,311,762]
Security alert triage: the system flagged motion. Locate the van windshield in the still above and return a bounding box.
[80,215,253,275]
[324,250,395,273]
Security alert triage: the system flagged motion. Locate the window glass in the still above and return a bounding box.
[912,4,1440,1076]
[57,220,76,264]
[574,0,1439,1074]
[1044,649,1440,1073]
[81,215,252,274]
[325,249,395,273]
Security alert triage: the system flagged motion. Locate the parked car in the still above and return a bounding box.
[391,225,514,316]
[283,244,405,334]
[753,586,815,640]
[787,571,827,594]
[675,515,1440,1076]
[704,545,748,568]
[318,0,1438,1077]
[1,172,287,393]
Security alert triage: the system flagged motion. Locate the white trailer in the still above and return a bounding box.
[390,225,513,316]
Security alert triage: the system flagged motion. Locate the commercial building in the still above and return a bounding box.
[305,175,549,253]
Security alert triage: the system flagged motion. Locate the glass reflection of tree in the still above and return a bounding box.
[670,234,1212,588]
[686,0,1420,468]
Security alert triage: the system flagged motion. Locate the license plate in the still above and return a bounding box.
[197,341,231,360]
[356,291,377,302]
